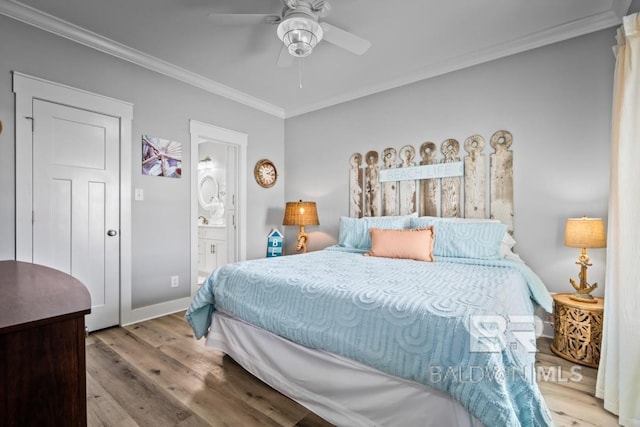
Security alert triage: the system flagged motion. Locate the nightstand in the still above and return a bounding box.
[550,293,603,368]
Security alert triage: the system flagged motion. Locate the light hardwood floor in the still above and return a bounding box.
[87,312,619,426]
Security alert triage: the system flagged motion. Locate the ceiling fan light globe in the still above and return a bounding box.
[277,16,323,57]
[289,41,313,57]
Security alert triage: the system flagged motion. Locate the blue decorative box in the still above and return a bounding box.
[267,228,284,257]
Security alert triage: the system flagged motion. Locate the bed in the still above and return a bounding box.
[186,215,554,427]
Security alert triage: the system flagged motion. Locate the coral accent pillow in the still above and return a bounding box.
[366,227,435,262]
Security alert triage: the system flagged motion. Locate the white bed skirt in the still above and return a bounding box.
[205,312,482,427]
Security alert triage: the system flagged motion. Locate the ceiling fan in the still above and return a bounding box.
[208,0,371,67]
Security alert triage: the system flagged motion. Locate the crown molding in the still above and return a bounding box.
[284,1,630,118]
[0,0,286,118]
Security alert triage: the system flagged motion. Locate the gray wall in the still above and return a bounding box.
[284,28,617,296]
[1,10,629,308]
[0,16,285,309]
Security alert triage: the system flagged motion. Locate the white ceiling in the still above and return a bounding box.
[0,0,631,118]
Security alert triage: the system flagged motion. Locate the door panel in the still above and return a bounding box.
[52,118,107,169]
[88,181,106,306]
[33,99,120,331]
[49,178,72,270]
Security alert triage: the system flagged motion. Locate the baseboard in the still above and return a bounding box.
[120,296,191,327]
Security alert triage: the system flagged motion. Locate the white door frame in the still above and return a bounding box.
[13,71,133,324]
[189,120,247,295]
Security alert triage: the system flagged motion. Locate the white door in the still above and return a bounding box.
[32,99,120,331]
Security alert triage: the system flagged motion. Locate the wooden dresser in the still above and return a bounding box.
[0,261,91,426]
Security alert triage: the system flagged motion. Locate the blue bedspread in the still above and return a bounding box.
[186,248,553,427]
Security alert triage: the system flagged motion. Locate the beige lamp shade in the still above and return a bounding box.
[283,201,319,226]
[564,217,606,248]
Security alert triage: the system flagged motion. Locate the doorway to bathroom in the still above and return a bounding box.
[189,120,247,294]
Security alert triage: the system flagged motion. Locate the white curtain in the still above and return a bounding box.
[596,12,640,427]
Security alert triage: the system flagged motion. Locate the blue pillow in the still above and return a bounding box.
[409,216,439,229]
[338,216,410,250]
[432,221,507,259]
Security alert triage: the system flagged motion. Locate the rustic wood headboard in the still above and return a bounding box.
[349,130,514,233]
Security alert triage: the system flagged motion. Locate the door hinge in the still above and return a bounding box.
[25,116,34,132]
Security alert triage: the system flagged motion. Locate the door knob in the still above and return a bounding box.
[107,229,118,236]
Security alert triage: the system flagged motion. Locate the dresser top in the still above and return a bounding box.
[0,261,91,333]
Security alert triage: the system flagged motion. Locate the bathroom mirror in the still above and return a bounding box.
[198,171,225,225]
[198,172,219,211]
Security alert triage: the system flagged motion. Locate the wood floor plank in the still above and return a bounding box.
[127,315,311,425]
[535,354,597,394]
[164,313,323,424]
[87,371,140,427]
[96,327,286,427]
[294,411,337,427]
[539,382,618,426]
[126,321,225,379]
[86,333,100,346]
[86,339,210,427]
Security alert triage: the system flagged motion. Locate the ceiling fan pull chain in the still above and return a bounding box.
[299,57,304,89]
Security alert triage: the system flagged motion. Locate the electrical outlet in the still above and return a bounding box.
[171,275,179,288]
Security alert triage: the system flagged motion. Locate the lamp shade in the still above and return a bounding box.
[283,201,319,226]
[564,217,606,248]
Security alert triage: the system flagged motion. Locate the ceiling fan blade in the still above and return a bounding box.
[276,45,295,68]
[320,22,371,55]
[208,13,280,25]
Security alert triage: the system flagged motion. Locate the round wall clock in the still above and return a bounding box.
[254,159,277,188]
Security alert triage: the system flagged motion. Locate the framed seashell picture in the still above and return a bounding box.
[142,134,182,178]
